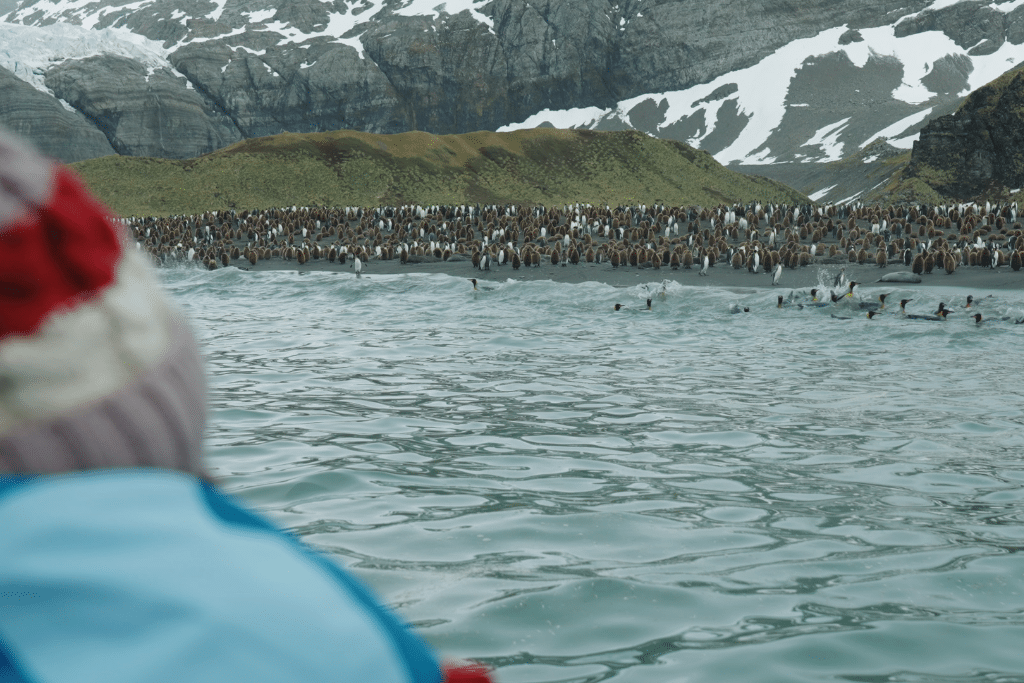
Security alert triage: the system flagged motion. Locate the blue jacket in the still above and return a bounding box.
[0,469,442,683]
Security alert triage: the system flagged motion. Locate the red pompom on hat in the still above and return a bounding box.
[0,126,206,476]
[443,662,496,682]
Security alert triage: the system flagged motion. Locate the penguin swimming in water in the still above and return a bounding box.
[469,278,479,291]
[867,310,880,319]
[645,298,652,311]
[804,288,831,308]
[859,293,889,310]
[729,304,750,314]
[614,303,624,311]
[965,295,974,309]
[973,313,983,325]
[900,299,944,320]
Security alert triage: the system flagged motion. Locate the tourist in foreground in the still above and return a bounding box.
[0,126,492,683]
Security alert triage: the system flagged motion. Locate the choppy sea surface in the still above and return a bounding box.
[161,266,1024,683]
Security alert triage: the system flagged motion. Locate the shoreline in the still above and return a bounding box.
[217,258,1024,291]
[138,203,1024,294]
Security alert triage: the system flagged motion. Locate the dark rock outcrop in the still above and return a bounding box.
[0,65,116,162]
[894,1,1024,55]
[44,54,241,158]
[908,65,1024,197]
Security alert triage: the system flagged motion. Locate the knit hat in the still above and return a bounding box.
[0,126,206,475]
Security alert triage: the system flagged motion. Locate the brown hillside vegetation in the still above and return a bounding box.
[70,128,808,217]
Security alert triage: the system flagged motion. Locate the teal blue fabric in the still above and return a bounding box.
[0,636,32,683]
[0,470,442,683]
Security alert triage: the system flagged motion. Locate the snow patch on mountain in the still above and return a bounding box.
[866,108,935,149]
[394,0,494,31]
[0,19,172,96]
[3,0,497,57]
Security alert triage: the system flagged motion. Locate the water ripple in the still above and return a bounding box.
[161,268,1024,683]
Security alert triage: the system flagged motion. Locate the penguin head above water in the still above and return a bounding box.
[965,295,974,308]
[646,298,652,311]
[614,303,623,311]
[973,313,983,324]
[469,278,478,290]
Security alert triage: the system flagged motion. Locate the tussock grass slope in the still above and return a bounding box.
[70,128,808,217]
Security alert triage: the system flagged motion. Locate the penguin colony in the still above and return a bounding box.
[124,200,1023,278]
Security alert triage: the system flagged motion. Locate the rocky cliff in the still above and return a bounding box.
[0,65,115,162]
[905,64,1024,198]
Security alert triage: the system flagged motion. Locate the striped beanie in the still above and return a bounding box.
[0,126,206,475]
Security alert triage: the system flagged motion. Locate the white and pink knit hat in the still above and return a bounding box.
[0,126,206,475]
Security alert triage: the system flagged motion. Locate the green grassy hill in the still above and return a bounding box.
[69,128,808,217]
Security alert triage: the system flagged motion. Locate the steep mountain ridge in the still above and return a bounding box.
[1,0,1022,203]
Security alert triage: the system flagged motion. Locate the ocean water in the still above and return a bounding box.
[161,266,1024,683]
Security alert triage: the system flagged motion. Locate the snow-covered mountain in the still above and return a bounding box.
[1,0,1022,201]
[499,16,1023,166]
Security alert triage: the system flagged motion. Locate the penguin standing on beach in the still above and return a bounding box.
[772,263,782,286]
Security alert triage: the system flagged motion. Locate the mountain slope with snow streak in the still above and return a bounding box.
[500,17,1024,166]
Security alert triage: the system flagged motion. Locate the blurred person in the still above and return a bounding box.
[0,126,491,683]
